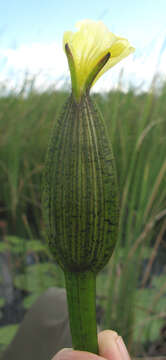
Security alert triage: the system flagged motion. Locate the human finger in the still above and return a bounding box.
[98,330,131,360]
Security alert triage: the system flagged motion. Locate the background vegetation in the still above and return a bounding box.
[0,79,166,356]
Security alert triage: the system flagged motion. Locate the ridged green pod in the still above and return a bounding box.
[42,92,119,353]
[42,93,119,274]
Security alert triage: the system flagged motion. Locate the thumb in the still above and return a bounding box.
[98,330,131,360]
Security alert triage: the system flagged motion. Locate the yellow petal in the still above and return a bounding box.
[63,20,135,101]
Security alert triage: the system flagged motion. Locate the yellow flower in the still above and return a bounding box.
[63,19,135,102]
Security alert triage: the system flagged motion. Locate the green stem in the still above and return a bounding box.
[64,270,98,354]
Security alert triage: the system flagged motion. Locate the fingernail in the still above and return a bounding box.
[116,336,131,360]
[55,348,73,360]
[98,330,120,359]
[59,348,73,353]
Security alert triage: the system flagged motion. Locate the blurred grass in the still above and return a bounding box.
[0,79,166,356]
[0,325,18,353]
[0,87,68,237]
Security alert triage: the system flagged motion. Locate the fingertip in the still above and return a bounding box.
[98,330,119,359]
[98,330,131,360]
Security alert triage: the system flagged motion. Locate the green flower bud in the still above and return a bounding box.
[42,93,119,273]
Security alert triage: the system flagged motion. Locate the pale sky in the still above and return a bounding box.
[0,0,166,92]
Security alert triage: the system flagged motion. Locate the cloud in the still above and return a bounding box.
[0,38,166,93]
[2,43,65,71]
[0,41,69,91]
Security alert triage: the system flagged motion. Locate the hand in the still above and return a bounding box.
[52,330,131,360]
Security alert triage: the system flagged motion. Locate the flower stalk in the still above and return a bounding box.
[64,270,98,353]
